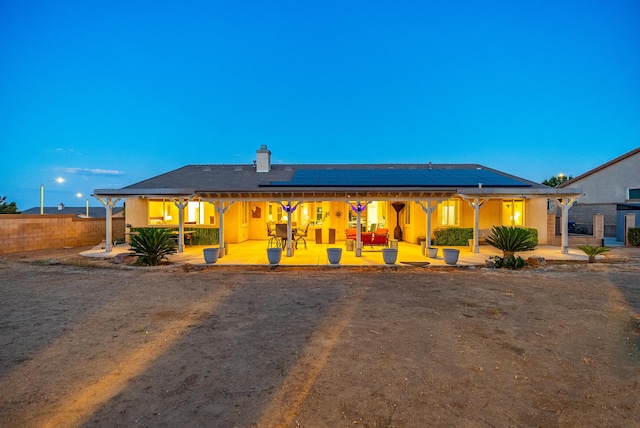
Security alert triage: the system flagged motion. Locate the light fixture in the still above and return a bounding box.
[76,192,89,217]
[40,177,64,215]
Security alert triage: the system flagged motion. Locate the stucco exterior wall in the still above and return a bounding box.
[568,151,640,204]
[125,198,148,228]
[0,215,125,254]
[526,198,549,244]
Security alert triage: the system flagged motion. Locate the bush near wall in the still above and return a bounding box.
[433,227,539,246]
[189,228,220,245]
[131,227,220,245]
[629,228,640,246]
[433,228,473,246]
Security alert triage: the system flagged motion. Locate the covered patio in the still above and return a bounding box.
[81,239,592,266]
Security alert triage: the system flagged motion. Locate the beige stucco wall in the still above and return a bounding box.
[125,198,147,227]
[568,151,640,204]
[526,198,549,244]
[0,214,125,254]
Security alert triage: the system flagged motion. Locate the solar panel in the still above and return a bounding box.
[265,168,529,187]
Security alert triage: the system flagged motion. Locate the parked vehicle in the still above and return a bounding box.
[568,221,587,234]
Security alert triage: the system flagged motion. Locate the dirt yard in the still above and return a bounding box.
[0,247,639,427]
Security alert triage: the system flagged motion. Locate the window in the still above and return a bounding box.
[438,199,459,226]
[242,201,248,224]
[502,199,524,226]
[186,201,204,224]
[148,199,176,224]
[404,202,411,225]
[629,188,640,200]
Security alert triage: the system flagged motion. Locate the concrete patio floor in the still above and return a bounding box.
[80,240,593,267]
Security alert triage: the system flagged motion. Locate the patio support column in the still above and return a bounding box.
[416,199,443,250]
[95,196,121,253]
[172,198,191,253]
[210,201,234,258]
[559,197,578,254]
[349,201,369,257]
[281,201,299,257]
[467,198,486,254]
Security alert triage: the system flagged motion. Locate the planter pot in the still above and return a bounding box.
[382,248,398,265]
[327,248,342,265]
[442,248,460,265]
[267,247,283,265]
[426,247,438,258]
[203,247,220,264]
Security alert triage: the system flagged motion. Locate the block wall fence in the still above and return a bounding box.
[0,215,125,254]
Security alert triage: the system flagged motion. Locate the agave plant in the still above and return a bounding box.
[129,228,177,266]
[485,226,537,258]
[577,245,610,263]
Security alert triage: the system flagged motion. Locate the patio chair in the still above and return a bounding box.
[266,223,280,248]
[294,223,310,249]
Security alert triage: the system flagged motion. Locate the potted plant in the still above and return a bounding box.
[267,247,283,265]
[426,247,438,258]
[442,248,460,265]
[382,248,398,264]
[577,245,610,263]
[203,247,220,264]
[327,247,342,264]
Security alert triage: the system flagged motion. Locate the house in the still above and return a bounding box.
[558,147,640,242]
[94,145,582,256]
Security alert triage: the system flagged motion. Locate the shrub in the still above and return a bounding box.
[485,226,537,258]
[629,228,640,246]
[433,228,473,246]
[577,245,610,263]
[524,227,539,246]
[489,255,527,269]
[129,228,177,266]
[189,228,220,245]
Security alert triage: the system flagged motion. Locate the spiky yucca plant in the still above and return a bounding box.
[485,226,537,258]
[129,228,177,266]
[577,245,610,263]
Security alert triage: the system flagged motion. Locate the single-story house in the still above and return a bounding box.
[558,146,640,242]
[93,145,582,257]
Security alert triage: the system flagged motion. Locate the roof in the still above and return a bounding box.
[94,162,582,201]
[21,206,124,218]
[559,146,640,187]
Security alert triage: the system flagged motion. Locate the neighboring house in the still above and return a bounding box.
[21,205,124,218]
[94,145,581,254]
[559,147,640,241]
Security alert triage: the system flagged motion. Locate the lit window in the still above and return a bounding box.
[242,201,248,224]
[404,202,411,225]
[187,201,204,224]
[148,199,175,225]
[438,199,459,226]
[502,200,524,226]
[629,188,640,200]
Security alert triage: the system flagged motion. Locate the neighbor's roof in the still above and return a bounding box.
[559,146,640,187]
[21,206,124,217]
[94,163,582,201]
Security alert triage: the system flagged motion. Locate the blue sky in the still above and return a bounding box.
[1,0,639,211]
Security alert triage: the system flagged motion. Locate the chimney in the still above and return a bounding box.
[256,144,271,173]
[58,203,65,211]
